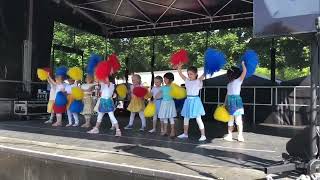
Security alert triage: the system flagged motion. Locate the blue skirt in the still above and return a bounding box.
[181,96,205,118]
[227,95,244,116]
[158,99,177,118]
[98,98,115,113]
[155,99,162,115]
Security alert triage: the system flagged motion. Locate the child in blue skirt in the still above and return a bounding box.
[223,61,247,142]
[177,65,206,141]
[87,77,121,136]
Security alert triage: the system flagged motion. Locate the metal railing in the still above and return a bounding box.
[202,86,312,126]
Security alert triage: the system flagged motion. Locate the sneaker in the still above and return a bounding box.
[124,125,133,130]
[223,134,233,141]
[177,133,188,139]
[66,123,72,127]
[139,127,146,131]
[72,123,79,127]
[87,127,99,134]
[148,129,156,133]
[44,120,52,124]
[199,135,207,142]
[237,135,245,142]
[110,126,115,130]
[115,129,122,137]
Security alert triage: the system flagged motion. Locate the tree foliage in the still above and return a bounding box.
[52,22,311,80]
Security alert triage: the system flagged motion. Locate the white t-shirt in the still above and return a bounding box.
[49,84,56,100]
[54,83,66,98]
[100,82,115,99]
[227,78,243,95]
[151,86,161,99]
[185,79,203,96]
[65,83,77,94]
[81,83,95,95]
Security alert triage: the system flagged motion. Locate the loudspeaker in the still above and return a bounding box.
[286,126,318,160]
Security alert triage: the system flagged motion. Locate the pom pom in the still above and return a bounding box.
[42,67,52,76]
[144,92,152,99]
[240,50,259,78]
[116,84,127,99]
[144,102,156,117]
[204,48,227,75]
[67,67,83,81]
[170,83,186,100]
[107,53,121,74]
[55,92,67,106]
[86,53,102,76]
[37,68,49,81]
[214,105,232,122]
[95,61,111,80]
[133,86,148,98]
[71,87,84,100]
[69,100,84,113]
[170,49,189,67]
[55,66,68,78]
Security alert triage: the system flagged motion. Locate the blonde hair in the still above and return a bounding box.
[132,74,142,84]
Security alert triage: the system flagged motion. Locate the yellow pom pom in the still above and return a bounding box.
[71,87,84,100]
[144,102,156,118]
[116,84,127,99]
[214,105,232,122]
[170,83,186,99]
[37,68,49,81]
[67,67,83,81]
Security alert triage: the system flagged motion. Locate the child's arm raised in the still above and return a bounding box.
[239,61,247,81]
[47,75,56,86]
[198,72,205,81]
[177,64,187,81]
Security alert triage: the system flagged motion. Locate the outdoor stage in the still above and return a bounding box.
[0,116,298,180]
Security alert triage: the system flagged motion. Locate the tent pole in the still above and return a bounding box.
[270,38,276,83]
[150,35,155,87]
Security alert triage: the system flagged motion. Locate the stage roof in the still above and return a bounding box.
[50,0,253,38]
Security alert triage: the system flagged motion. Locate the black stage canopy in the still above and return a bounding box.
[50,0,253,38]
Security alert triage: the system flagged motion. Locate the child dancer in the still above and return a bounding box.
[48,74,66,127]
[81,75,96,128]
[65,78,79,126]
[44,82,56,124]
[87,77,121,136]
[124,74,146,131]
[156,72,177,137]
[177,65,206,141]
[223,61,247,142]
[148,76,163,133]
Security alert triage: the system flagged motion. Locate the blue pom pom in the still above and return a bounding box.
[204,48,226,75]
[55,92,67,106]
[55,66,68,78]
[69,100,84,113]
[240,50,259,78]
[86,53,102,76]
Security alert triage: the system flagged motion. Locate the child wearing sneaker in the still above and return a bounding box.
[87,77,121,136]
[223,61,247,142]
[148,76,163,133]
[124,74,146,131]
[177,65,206,141]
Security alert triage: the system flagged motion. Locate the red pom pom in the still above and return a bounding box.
[108,53,121,74]
[95,61,111,80]
[170,49,189,67]
[42,67,52,76]
[133,86,148,98]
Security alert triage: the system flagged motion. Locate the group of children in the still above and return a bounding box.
[44,62,247,142]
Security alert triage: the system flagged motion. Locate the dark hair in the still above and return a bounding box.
[164,72,174,82]
[227,66,241,82]
[155,75,163,83]
[187,66,198,74]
